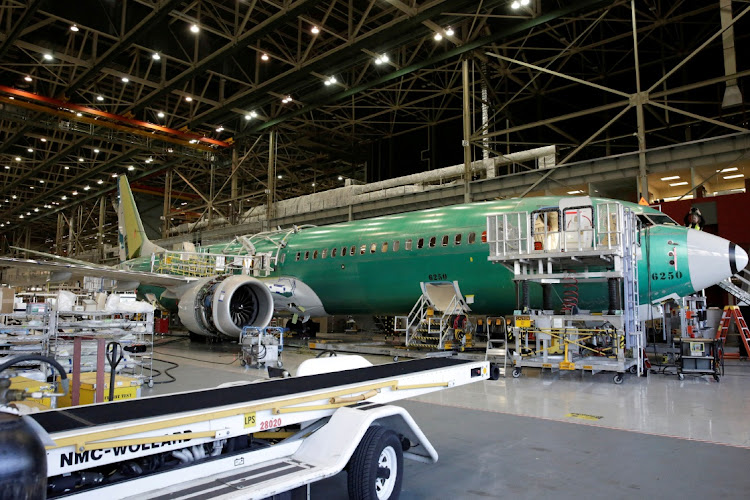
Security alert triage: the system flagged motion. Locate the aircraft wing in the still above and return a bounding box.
[0,257,194,288]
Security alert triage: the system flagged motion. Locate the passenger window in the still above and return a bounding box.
[342,247,348,256]
[454,234,462,245]
[313,250,318,259]
[296,252,301,261]
[381,242,388,253]
[304,251,310,260]
[417,238,424,249]
[350,245,356,255]
[393,240,400,252]
[441,235,449,247]
[322,249,327,259]
[360,245,366,255]
[370,243,376,253]
[428,236,436,248]
[332,247,337,257]
[468,232,476,244]
[405,239,412,250]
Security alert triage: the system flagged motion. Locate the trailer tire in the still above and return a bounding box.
[489,364,501,381]
[348,426,403,500]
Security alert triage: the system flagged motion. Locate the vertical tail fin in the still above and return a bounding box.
[117,175,162,262]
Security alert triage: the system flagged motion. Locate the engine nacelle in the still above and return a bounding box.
[178,275,274,339]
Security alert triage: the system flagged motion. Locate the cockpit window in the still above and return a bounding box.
[637,213,678,227]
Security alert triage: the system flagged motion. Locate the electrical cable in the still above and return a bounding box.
[150,358,178,384]
[153,350,239,365]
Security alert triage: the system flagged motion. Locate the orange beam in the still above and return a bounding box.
[0,85,232,148]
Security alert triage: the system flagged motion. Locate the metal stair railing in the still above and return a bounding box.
[718,277,750,306]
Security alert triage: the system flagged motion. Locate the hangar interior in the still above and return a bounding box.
[0,1,749,499]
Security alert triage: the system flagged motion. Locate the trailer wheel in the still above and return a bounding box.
[348,426,403,500]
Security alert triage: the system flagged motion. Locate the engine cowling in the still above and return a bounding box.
[177,275,274,338]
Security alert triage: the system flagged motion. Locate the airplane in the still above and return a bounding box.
[0,175,746,341]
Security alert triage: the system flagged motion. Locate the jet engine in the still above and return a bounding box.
[178,275,274,339]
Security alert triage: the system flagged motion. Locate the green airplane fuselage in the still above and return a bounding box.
[128,197,693,316]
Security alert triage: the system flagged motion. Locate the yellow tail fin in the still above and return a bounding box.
[117,175,161,262]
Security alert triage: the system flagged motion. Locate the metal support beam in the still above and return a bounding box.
[98,196,105,263]
[462,58,472,203]
[267,130,276,221]
[632,0,648,202]
[162,169,172,239]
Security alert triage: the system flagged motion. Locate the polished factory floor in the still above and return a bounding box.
[145,334,750,499]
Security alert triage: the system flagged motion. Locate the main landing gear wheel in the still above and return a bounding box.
[613,373,624,384]
[348,426,403,500]
[512,367,522,378]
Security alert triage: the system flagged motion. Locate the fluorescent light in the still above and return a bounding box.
[660,175,680,181]
[723,174,744,179]
[567,190,584,195]
[190,24,199,33]
[669,181,689,186]
[718,167,738,173]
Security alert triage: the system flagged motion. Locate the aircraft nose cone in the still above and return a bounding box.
[687,230,746,291]
[735,244,749,274]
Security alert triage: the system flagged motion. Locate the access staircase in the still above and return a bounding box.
[395,281,472,350]
[715,305,750,360]
[717,269,750,306]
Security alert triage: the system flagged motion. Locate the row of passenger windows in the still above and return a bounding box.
[290,232,478,262]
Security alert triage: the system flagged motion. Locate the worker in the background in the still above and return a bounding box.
[684,207,704,230]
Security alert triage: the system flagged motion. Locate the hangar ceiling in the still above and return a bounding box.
[0,0,747,259]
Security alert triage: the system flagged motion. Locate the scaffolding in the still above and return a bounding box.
[486,199,643,383]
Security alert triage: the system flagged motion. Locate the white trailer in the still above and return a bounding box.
[4,356,489,499]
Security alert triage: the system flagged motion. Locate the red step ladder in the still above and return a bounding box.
[715,306,750,359]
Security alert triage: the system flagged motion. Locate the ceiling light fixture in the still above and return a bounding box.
[190,24,199,33]
[72,190,78,195]
[70,24,79,32]
[152,52,161,61]
[324,76,336,86]
[277,174,282,179]
[311,26,319,34]
[96,95,104,101]
[97,179,103,184]
[281,95,292,103]
[128,165,135,171]
[445,27,454,36]
[43,53,53,61]
[40,138,46,142]
[261,53,269,61]
[157,111,165,118]
[83,186,90,191]
[216,126,224,132]
[433,33,442,41]
[724,174,744,179]
[718,167,738,173]
[669,181,689,186]
[14,157,21,161]
[660,175,681,181]
[121,77,129,83]
[76,112,83,117]
[112,173,118,178]
[3,166,8,170]
[64,166,69,170]
[24,75,32,82]
[338,175,343,181]
[27,148,33,153]
[39,180,43,183]
[78,157,84,162]
[185,96,193,102]
[61,195,67,200]
[93,149,100,153]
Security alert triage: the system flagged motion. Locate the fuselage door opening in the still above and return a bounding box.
[559,196,594,251]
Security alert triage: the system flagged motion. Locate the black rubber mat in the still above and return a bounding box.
[32,357,472,434]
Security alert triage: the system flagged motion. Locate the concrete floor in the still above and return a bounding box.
[144,334,750,498]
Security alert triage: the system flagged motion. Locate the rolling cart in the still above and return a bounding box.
[239,326,284,368]
[677,337,722,381]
